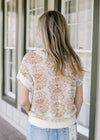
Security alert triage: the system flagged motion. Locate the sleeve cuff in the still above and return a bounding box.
[16,72,33,91]
[76,79,83,87]
[76,74,84,87]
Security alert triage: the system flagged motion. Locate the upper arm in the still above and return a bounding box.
[19,81,30,105]
[16,52,34,105]
[16,52,33,92]
[75,84,83,103]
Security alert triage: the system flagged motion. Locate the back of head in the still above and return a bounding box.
[37,10,85,76]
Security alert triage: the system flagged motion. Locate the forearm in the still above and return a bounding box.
[75,99,83,118]
[21,102,31,114]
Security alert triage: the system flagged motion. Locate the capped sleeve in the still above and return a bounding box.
[76,71,85,87]
[16,52,33,91]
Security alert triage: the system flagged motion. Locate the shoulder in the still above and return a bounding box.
[22,51,37,64]
[24,48,43,57]
[23,49,43,64]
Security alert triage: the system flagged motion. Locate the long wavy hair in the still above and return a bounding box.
[37,10,86,76]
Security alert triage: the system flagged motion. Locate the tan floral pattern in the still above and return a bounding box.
[16,48,84,121]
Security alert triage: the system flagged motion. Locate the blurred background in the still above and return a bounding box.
[0,0,100,140]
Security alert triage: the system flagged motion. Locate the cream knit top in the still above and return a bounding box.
[16,47,84,129]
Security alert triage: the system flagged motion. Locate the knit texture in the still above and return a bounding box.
[16,47,84,128]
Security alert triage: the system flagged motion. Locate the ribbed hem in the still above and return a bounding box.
[28,115,76,129]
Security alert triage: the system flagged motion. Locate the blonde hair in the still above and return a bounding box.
[37,10,86,76]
